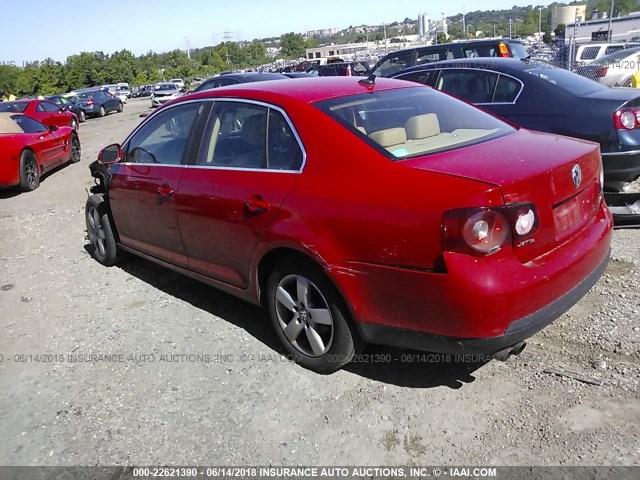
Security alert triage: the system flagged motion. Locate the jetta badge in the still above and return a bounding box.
[571,164,582,188]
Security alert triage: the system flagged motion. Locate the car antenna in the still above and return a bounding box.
[358,74,376,87]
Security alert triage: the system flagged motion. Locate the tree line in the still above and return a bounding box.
[0,41,277,98]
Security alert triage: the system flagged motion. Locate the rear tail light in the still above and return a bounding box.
[613,108,640,130]
[594,66,609,77]
[443,203,539,255]
[497,43,510,58]
[86,99,94,106]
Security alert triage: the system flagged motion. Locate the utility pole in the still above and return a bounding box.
[509,19,512,38]
[185,36,191,59]
[383,23,388,53]
[608,0,615,41]
[538,7,543,46]
[222,30,233,66]
[462,12,466,39]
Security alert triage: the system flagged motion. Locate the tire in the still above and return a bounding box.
[117,102,123,113]
[70,117,78,131]
[78,110,86,123]
[98,105,106,117]
[266,258,361,373]
[19,150,40,191]
[85,194,122,266]
[69,133,81,163]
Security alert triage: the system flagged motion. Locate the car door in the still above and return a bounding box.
[13,115,65,167]
[177,100,304,287]
[39,100,69,128]
[108,101,207,267]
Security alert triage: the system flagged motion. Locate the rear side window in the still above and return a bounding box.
[604,45,624,56]
[315,87,514,160]
[198,102,302,171]
[494,75,521,102]
[436,69,499,103]
[395,70,437,86]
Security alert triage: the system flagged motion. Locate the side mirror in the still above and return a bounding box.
[98,143,122,165]
[49,125,59,132]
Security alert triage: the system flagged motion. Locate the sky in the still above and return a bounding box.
[1,0,548,63]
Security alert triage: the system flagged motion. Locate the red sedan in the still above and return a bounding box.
[85,77,612,373]
[0,113,81,191]
[0,99,79,131]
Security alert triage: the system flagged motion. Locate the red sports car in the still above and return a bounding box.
[0,99,79,131]
[0,113,81,191]
[85,77,612,373]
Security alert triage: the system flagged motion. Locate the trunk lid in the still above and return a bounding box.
[403,129,603,262]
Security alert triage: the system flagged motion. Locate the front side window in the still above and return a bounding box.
[198,102,302,171]
[395,70,437,86]
[124,102,202,165]
[315,87,514,160]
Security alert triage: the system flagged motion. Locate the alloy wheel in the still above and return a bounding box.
[86,206,106,258]
[274,274,334,357]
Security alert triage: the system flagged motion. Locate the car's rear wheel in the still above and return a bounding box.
[69,133,81,163]
[70,117,79,131]
[266,258,360,373]
[78,110,86,122]
[98,105,106,117]
[117,102,124,113]
[85,194,122,266]
[19,150,40,191]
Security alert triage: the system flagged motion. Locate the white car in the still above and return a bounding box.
[151,82,181,107]
[169,78,185,90]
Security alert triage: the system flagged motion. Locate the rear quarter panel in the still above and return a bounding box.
[0,135,30,187]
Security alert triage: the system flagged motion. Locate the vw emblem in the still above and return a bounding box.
[571,164,582,188]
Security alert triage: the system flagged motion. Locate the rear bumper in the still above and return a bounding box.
[358,248,610,355]
[601,150,640,184]
[327,200,613,348]
[0,161,20,188]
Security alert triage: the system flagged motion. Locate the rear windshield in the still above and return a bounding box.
[77,92,96,99]
[507,42,528,59]
[0,102,28,113]
[155,84,177,91]
[526,66,606,95]
[315,86,514,160]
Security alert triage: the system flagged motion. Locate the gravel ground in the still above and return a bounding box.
[0,98,638,467]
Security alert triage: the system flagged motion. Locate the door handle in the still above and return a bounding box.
[245,195,271,215]
[157,185,175,198]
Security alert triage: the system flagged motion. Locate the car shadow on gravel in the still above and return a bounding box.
[101,255,489,389]
[0,161,76,198]
[114,256,282,351]
[345,344,488,389]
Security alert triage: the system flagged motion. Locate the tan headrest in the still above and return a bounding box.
[369,127,406,147]
[405,113,440,139]
[356,126,367,134]
[0,112,22,134]
[241,113,266,146]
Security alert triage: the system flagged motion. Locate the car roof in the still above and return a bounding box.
[394,57,533,75]
[382,38,524,55]
[183,76,416,104]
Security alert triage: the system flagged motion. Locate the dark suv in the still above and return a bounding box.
[370,39,528,77]
[318,60,370,77]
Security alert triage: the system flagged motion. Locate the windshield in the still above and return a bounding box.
[155,84,177,91]
[526,66,606,95]
[315,87,514,160]
[0,102,28,113]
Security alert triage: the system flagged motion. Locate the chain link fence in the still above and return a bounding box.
[530,40,640,86]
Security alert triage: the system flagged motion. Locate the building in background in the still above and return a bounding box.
[566,12,640,43]
[552,4,587,30]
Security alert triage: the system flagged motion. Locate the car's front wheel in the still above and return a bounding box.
[266,258,360,373]
[117,102,124,113]
[85,194,123,266]
[19,150,40,191]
